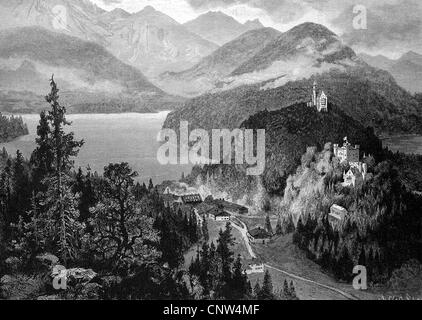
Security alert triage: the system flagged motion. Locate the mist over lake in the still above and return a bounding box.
[0,112,192,183]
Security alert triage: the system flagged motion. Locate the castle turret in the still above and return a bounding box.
[312,81,317,106]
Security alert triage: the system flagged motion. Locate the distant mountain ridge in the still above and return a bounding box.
[105,6,219,77]
[164,22,422,136]
[359,51,422,94]
[0,1,219,77]
[0,27,182,113]
[231,22,355,76]
[183,11,265,46]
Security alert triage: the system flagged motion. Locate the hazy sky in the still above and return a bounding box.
[90,0,422,58]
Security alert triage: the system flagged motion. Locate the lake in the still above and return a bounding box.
[0,112,192,184]
[382,135,422,155]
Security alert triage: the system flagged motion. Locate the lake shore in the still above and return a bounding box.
[0,112,191,184]
[382,134,422,155]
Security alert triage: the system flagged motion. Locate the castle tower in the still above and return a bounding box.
[312,81,317,106]
[318,91,328,112]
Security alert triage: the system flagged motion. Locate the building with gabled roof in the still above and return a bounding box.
[248,227,272,244]
[181,194,202,205]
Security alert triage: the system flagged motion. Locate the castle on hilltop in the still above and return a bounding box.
[307,81,328,112]
[333,137,368,187]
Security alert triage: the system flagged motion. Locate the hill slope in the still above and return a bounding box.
[186,103,382,205]
[231,22,355,77]
[159,28,281,96]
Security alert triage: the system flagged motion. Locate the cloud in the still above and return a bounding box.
[333,0,422,57]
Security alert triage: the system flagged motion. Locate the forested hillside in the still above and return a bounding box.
[0,114,28,142]
[185,103,382,208]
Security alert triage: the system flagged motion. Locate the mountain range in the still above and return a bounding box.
[0,27,181,113]
[164,22,422,135]
[0,2,267,78]
[359,51,422,94]
[183,11,264,46]
[0,1,222,77]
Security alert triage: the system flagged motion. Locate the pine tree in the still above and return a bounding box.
[217,223,235,284]
[30,110,54,188]
[1,159,12,238]
[260,270,275,300]
[148,178,154,191]
[208,242,220,294]
[231,255,249,299]
[275,217,283,235]
[253,281,261,299]
[289,281,298,300]
[36,77,84,265]
[10,150,31,222]
[283,279,290,298]
[198,242,210,292]
[202,217,209,242]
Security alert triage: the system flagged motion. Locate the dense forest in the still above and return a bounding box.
[0,114,28,143]
[164,66,422,136]
[0,78,283,300]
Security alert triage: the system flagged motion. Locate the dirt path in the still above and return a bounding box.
[264,264,358,300]
[229,218,257,259]
[231,216,359,300]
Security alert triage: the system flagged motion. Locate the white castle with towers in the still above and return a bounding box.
[307,81,328,112]
[333,137,369,187]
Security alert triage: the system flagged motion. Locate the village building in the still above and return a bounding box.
[247,227,272,244]
[208,208,231,221]
[213,199,249,215]
[244,262,265,275]
[329,204,348,227]
[307,81,328,112]
[342,169,357,187]
[181,194,202,205]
